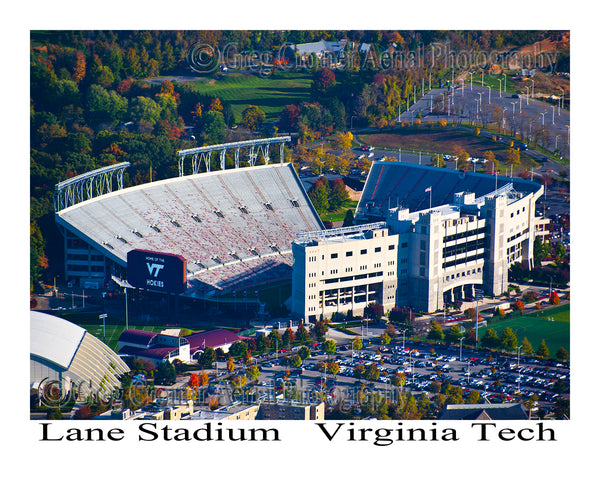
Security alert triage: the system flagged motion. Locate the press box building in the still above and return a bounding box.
[292,162,544,319]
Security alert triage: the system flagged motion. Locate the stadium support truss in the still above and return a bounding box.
[53,162,130,212]
[176,136,291,176]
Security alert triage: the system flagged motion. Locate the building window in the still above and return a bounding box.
[388,244,395,250]
[375,247,381,253]
[331,253,338,259]
[346,251,353,257]
[361,249,367,255]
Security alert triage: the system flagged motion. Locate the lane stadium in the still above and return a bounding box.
[54,138,323,310]
[52,137,547,319]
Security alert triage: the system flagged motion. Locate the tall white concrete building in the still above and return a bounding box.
[292,162,544,318]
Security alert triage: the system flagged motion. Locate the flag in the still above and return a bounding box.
[425,186,431,192]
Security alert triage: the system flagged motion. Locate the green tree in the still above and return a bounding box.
[323,339,337,357]
[342,209,354,227]
[296,323,310,344]
[198,347,216,368]
[268,330,281,350]
[500,327,518,352]
[128,96,161,125]
[245,365,260,382]
[298,345,311,361]
[308,180,329,213]
[202,110,227,145]
[155,361,176,385]
[536,339,550,358]
[352,336,363,351]
[481,328,500,349]
[229,341,248,359]
[380,332,391,345]
[427,321,444,342]
[444,325,463,345]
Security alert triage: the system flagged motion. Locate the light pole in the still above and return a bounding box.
[517,345,523,393]
[459,336,464,362]
[400,328,408,351]
[124,287,129,330]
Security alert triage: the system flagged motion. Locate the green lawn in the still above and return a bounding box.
[80,324,164,352]
[190,71,313,123]
[320,200,358,223]
[479,304,570,356]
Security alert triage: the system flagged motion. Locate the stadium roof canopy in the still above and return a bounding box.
[55,163,324,294]
[356,161,543,221]
[30,312,129,392]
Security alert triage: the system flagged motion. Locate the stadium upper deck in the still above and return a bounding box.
[55,163,323,294]
[356,161,542,221]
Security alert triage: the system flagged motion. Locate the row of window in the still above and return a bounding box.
[442,238,488,258]
[445,267,482,282]
[442,252,486,269]
[443,226,487,243]
[310,244,396,262]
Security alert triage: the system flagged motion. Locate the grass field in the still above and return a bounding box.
[190,71,313,123]
[320,200,358,223]
[81,324,164,352]
[479,304,570,356]
[359,127,539,172]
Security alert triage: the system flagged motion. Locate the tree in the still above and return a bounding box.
[444,325,463,345]
[230,341,248,359]
[522,337,534,355]
[256,333,268,353]
[268,330,281,350]
[311,67,336,100]
[427,321,444,342]
[202,110,226,145]
[282,327,295,347]
[364,363,380,381]
[329,178,350,211]
[155,361,177,385]
[536,339,550,358]
[342,209,354,227]
[555,347,569,362]
[198,347,216,368]
[296,323,310,344]
[481,329,500,349]
[311,320,328,341]
[128,96,161,125]
[465,389,482,404]
[308,179,329,213]
[298,345,311,361]
[365,302,384,320]
[246,365,261,382]
[188,373,200,387]
[227,356,235,373]
[199,370,209,386]
[326,361,340,376]
[505,147,521,167]
[500,327,518,352]
[352,336,363,351]
[323,339,337,357]
[333,131,353,150]
[392,372,406,388]
[241,105,265,133]
[353,364,366,379]
[380,332,391,345]
[483,150,498,171]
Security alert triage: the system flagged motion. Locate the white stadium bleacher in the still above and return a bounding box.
[55,163,323,295]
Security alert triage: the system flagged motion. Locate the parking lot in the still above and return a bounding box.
[245,337,569,415]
